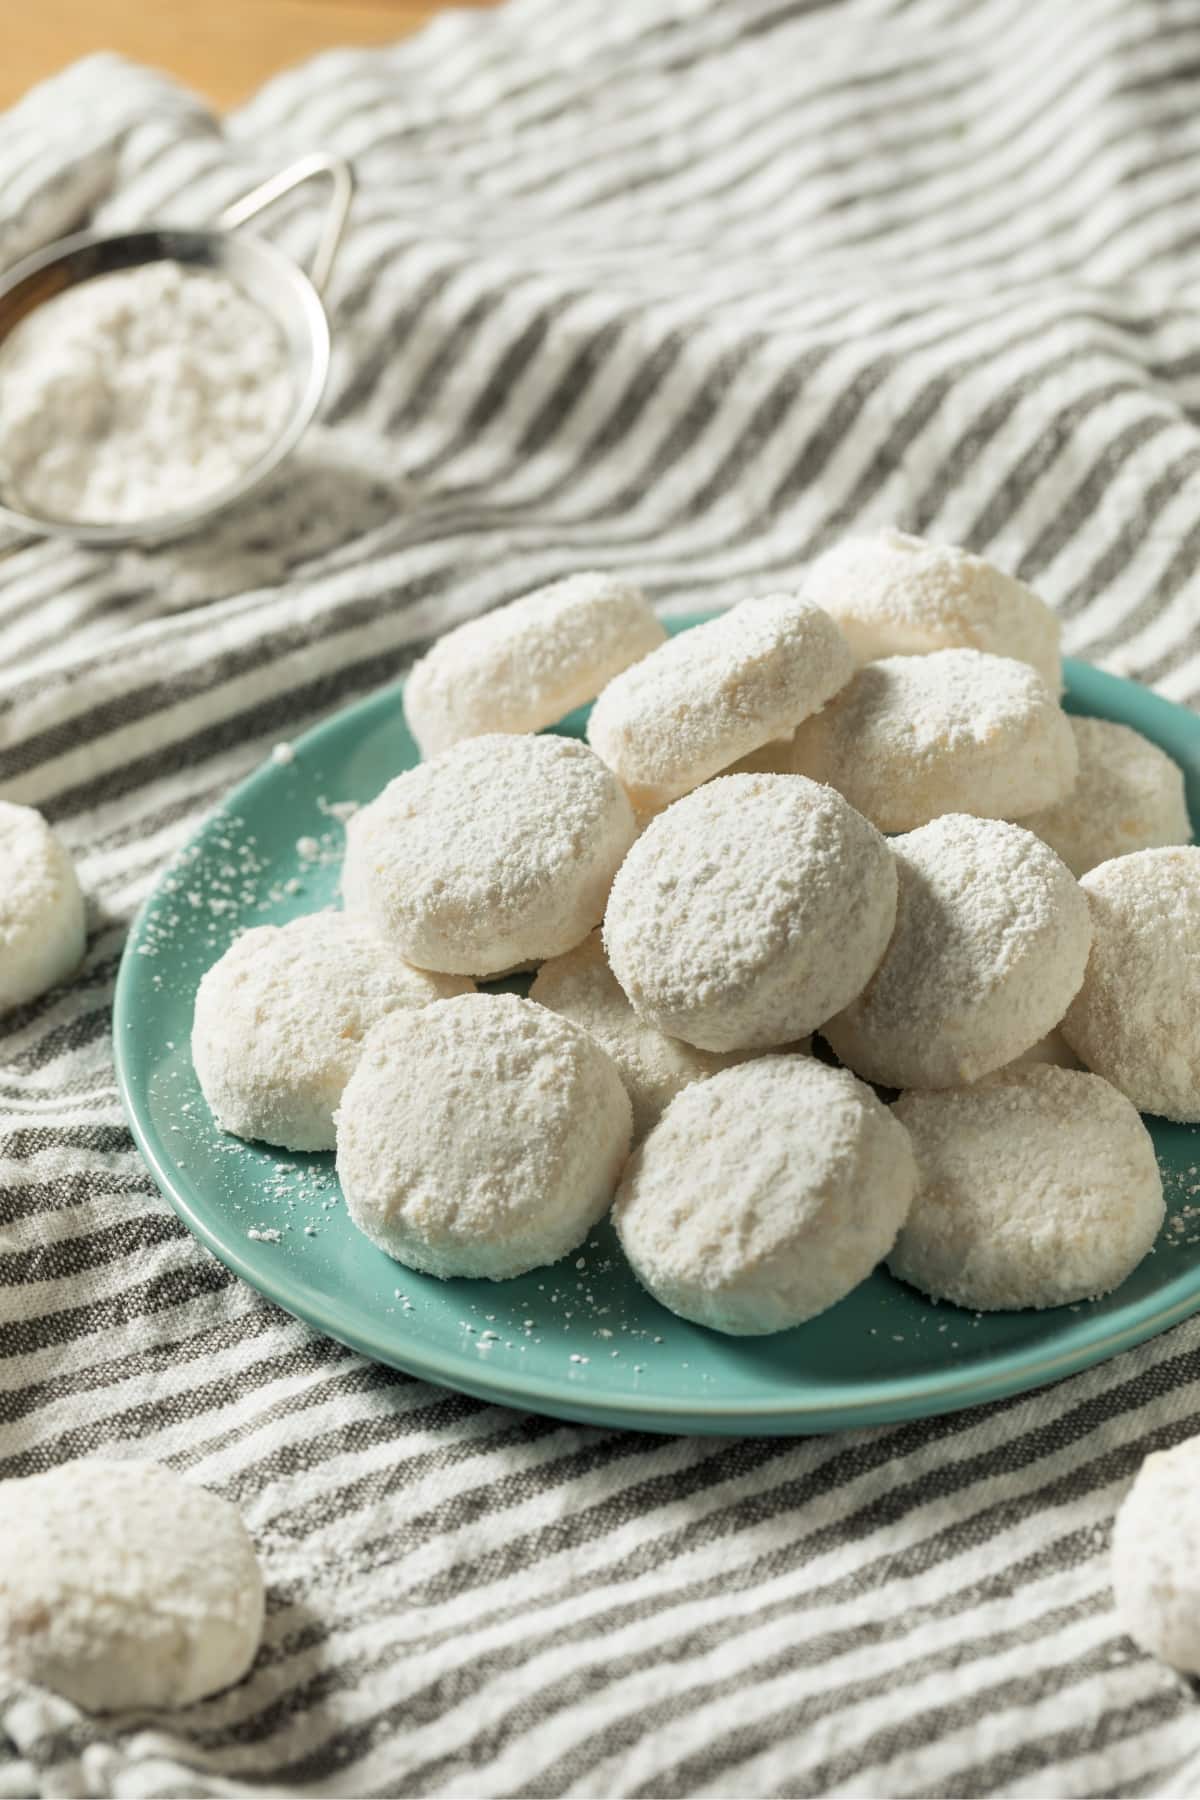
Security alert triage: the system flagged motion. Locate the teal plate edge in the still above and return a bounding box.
[113,627,1200,1437]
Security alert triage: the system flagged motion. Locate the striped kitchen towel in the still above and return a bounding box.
[3,0,1200,1793]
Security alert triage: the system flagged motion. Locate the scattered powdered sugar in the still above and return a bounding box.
[317,796,359,824]
[0,262,294,525]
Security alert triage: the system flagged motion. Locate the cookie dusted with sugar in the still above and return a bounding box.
[824,815,1091,1089]
[403,572,664,756]
[1062,846,1200,1120]
[192,911,472,1151]
[0,801,86,1012]
[343,733,636,976]
[803,529,1062,690]
[0,1461,263,1711]
[1017,716,1190,876]
[1113,1438,1200,1675]
[586,593,853,811]
[889,1067,1163,1311]
[615,1057,916,1336]
[530,930,797,1138]
[337,994,632,1279]
[791,648,1076,833]
[604,774,897,1052]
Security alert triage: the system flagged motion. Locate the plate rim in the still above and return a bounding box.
[113,646,1200,1435]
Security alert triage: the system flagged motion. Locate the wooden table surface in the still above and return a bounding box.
[6,1,499,112]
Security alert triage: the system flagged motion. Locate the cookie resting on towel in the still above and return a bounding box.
[0,1461,263,1711]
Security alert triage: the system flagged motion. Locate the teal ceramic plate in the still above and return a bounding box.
[114,621,1200,1435]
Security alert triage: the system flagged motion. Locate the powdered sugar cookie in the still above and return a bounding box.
[587,594,853,811]
[530,931,800,1138]
[604,774,897,1052]
[0,1460,263,1711]
[889,1067,1162,1311]
[791,649,1077,832]
[824,815,1091,1089]
[343,733,636,976]
[404,573,664,756]
[1113,1437,1200,1674]
[1062,846,1200,1120]
[615,1057,916,1335]
[0,801,86,1012]
[1017,716,1190,876]
[337,994,632,1279]
[192,911,472,1151]
[804,530,1062,690]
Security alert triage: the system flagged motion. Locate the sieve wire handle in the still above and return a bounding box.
[217,153,354,297]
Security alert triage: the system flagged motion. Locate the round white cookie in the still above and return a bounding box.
[342,733,636,976]
[604,774,897,1053]
[337,993,632,1279]
[1017,716,1190,877]
[803,529,1062,690]
[0,1460,263,1711]
[0,802,86,1012]
[1113,1437,1200,1674]
[615,1057,916,1335]
[403,573,665,756]
[530,931,798,1138]
[192,911,472,1152]
[1062,846,1200,1120]
[790,648,1077,833]
[586,594,853,811]
[824,815,1091,1089]
[889,1067,1162,1311]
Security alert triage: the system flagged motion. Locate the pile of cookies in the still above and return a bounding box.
[193,537,1197,1337]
